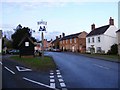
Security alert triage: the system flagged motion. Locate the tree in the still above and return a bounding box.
[11,25,36,49]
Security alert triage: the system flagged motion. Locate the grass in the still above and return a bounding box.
[81,53,120,62]
[10,56,57,71]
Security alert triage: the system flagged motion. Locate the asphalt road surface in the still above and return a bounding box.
[2,55,61,90]
[45,52,120,89]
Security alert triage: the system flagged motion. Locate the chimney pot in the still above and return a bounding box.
[59,35,61,38]
[91,23,95,30]
[109,17,114,25]
[56,36,58,39]
[62,33,65,37]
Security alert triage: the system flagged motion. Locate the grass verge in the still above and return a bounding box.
[10,56,57,72]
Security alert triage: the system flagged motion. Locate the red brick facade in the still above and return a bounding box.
[59,31,87,53]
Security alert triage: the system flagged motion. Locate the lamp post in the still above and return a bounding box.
[37,20,47,60]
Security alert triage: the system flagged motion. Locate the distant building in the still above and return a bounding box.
[52,36,61,50]
[116,29,120,56]
[59,31,87,53]
[86,17,117,54]
[0,30,2,53]
[18,36,35,57]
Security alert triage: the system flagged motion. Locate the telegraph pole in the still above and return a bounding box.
[37,20,47,60]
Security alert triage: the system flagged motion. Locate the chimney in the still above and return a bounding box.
[51,39,52,41]
[59,35,61,38]
[62,33,65,37]
[91,23,95,30]
[56,36,58,39]
[109,17,114,25]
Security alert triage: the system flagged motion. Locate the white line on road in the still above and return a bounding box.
[23,77,59,90]
[50,72,54,75]
[94,64,110,70]
[0,61,2,65]
[57,75,62,78]
[50,83,55,88]
[4,66,15,74]
[50,76,54,78]
[60,83,66,87]
[50,79,55,82]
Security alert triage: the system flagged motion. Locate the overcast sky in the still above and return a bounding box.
[0,0,119,40]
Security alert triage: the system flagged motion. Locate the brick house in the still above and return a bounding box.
[52,36,61,49]
[59,31,87,53]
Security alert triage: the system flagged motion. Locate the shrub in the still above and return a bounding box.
[107,44,118,55]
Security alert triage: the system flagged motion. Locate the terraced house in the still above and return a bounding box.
[59,31,87,53]
[86,17,118,54]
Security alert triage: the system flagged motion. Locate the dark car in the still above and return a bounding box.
[8,49,20,54]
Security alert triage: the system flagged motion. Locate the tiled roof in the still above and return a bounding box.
[52,38,60,43]
[86,25,110,37]
[116,29,120,33]
[60,32,81,41]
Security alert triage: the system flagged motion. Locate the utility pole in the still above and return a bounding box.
[41,32,44,60]
[37,20,47,60]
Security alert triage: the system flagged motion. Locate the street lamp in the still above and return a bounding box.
[37,20,47,60]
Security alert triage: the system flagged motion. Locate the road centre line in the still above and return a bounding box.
[23,77,59,90]
[4,66,15,74]
[94,64,110,69]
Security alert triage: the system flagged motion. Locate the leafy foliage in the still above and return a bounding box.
[11,25,36,49]
[107,44,118,55]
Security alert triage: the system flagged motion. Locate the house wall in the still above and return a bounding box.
[86,26,117,53]
[117,31,120,55]
[60,32,87,53]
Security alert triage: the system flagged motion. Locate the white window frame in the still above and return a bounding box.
[25,42,29,47]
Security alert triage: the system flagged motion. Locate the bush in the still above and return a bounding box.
[107,44,118,55]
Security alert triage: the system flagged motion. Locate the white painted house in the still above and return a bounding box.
[86,17,118,53]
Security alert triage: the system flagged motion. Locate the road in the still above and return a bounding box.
[45,52,120,89]
[2,55,61,90]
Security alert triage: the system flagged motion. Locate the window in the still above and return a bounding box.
[70,39,72,43]
[98,37,100,42]
[92,37,94,43]
[88,38,90,43]
[74,38,76,43]
[66,39,67,43]
[25,42,29,47]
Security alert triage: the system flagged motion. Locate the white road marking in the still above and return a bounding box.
[50,83,55,88]
[56,70,60,72]
[50,70,54,73]
[0,61,2,65]
[50,72,54,75]
[4,66,15,74]
[60,83,66,87]
[57,75,62,78]
[23,77,58,90]
[58,79,64,82]
[50,79,55,82]
[94,64,109,69]
[50,76,54,78]
[16,66,32,71]
[57,72,61,75]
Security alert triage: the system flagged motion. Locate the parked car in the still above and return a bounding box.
[8,49,19,54]
[52,49,61,52]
